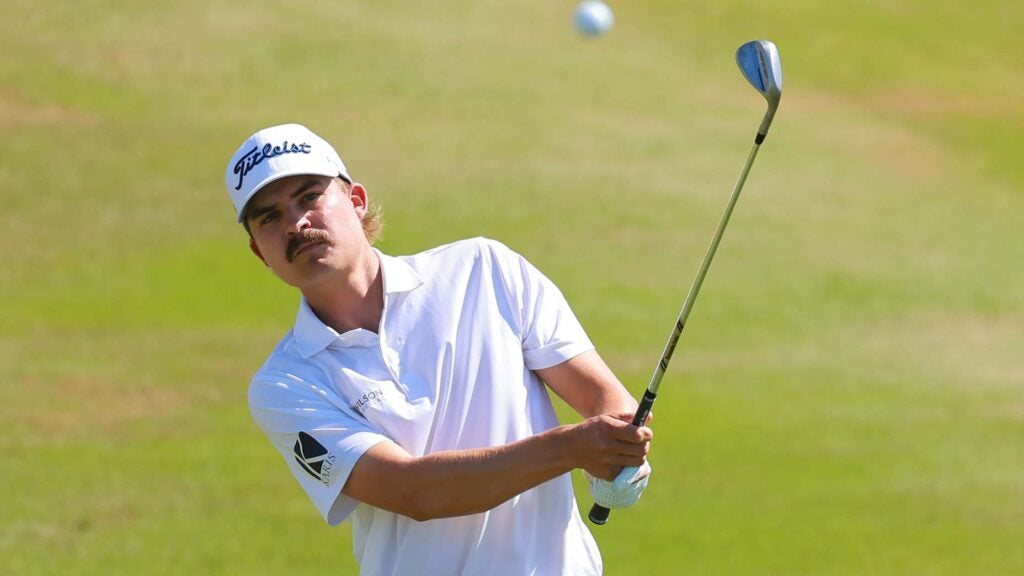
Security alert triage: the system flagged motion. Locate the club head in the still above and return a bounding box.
[736,40,783,141]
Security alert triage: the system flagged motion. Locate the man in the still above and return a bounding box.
[226,123,653,575]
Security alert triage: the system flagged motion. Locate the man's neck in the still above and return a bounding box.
[301,250,384,334]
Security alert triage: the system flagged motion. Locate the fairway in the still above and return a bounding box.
[2,1,1022,574]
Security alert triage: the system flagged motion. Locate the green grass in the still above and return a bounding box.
[2,1,1021,574]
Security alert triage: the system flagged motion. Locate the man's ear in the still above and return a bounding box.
[349,183,368,217]
[249,237,268,267]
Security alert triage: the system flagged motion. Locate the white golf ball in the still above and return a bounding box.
[575,1,614,37]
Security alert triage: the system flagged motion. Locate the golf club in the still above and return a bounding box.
[588,39,783,526]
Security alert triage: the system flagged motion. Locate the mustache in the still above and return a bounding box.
[286,229,331,262]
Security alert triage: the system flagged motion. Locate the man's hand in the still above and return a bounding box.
[584,461,652,509]
[568,412,653,481]
[568,411,653,510]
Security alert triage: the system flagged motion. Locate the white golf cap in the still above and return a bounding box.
[225,123,351,222]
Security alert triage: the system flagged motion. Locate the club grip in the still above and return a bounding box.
[588,389,657,525]
[631,389,657,428]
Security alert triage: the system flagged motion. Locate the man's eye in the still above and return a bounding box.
[260,212,278,225]
[302,192,322,203]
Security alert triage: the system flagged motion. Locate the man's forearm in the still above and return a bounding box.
[344,424,578,521]
[343,411,650,521]
[536,350,639,418]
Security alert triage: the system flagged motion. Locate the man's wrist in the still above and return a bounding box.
[541,423,582,471]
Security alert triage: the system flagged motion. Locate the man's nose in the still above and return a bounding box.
[285,208,311,235]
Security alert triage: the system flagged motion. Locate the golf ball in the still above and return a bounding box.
[575,1,614,37]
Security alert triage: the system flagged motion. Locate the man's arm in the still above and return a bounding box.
[341,411,651,522]
[536,349,639,419]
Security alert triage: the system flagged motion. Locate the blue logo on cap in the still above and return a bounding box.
[233,141,313,190]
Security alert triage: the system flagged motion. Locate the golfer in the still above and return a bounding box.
[226,123,653,575]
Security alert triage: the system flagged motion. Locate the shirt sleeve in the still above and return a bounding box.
[249,372,389,526]
[485,239,595,370]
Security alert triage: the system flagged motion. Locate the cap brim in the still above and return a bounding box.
[236,166,343,222]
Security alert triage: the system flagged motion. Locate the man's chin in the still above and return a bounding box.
[277,261,334,289]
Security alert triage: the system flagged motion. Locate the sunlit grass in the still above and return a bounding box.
[1,1,1021,574]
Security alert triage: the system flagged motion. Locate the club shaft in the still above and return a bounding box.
[588,140,762,526]
[648,140,761,395]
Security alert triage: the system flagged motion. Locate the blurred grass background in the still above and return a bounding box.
[1,1,1021,574]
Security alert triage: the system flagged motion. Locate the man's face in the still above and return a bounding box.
[244,174,369,289]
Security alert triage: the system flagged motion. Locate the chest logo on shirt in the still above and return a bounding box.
[351,388,385,415]
[293,431,336,486]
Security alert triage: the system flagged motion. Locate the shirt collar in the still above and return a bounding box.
[293,249,423,358]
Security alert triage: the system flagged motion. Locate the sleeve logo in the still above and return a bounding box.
[293,431,336,485]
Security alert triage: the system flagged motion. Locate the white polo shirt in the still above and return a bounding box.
[249,237,602,575]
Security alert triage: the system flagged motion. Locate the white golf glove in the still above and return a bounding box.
[584,461,652,509]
